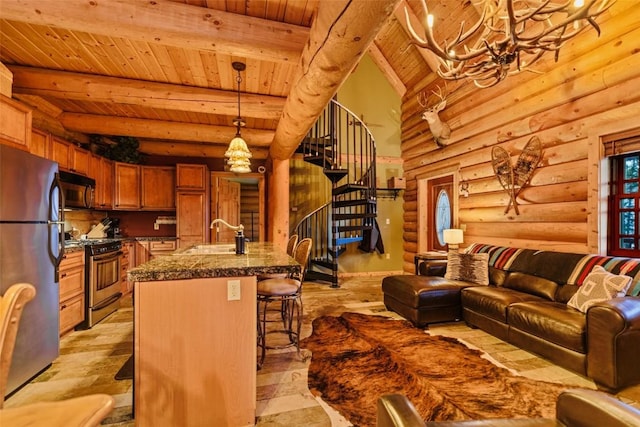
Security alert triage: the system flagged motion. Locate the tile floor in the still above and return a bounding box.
[5,274,640,426]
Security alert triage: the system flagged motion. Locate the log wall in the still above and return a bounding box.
[399,3,640,273]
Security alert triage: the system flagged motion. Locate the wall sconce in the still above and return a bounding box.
[459,180,469,198]
[443,228,464,252]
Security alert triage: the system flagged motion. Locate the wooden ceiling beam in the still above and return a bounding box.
[269,0,401,160]
[9,66,285,119]
[59,113,274,146]
[1,0,308,63]
[368,43,406,97]
[394,0,441,73]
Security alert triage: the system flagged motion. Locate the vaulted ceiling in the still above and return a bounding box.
[0,0,475,160]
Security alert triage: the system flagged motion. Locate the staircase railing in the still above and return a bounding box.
[294,98,377,287]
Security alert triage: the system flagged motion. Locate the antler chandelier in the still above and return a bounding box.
[225,61,252,173]
[404,0,614,88]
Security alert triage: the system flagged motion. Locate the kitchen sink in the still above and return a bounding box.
[174,244,241,255]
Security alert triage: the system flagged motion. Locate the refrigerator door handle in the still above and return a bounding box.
[49,173,65,273]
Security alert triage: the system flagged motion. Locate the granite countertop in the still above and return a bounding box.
[127,242,301,282]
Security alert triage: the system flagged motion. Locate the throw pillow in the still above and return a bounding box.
[567,265,632,313]
[445,252,489,285]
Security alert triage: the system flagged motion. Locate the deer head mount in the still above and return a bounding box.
[417,86,451,148]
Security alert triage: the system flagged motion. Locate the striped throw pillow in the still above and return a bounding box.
[445,252,490,285]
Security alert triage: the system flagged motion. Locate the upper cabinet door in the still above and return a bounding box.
[114,162,141,210]
[176,164,207,191]
[0,95,32,152]
[50,136,71,170]
[30,128,49,159]
[69,145,89,175]
[141,166,175,210]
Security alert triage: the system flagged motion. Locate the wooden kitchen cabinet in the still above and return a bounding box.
[135,240,150,266]
[0,94,31,152]
[149,239,176,259]
[120,241,135,295]
[91,154,114,210]
[176,163,207,191]
[30,127,49,158]
[69,144,90,175]
[141,166,175,210]
[176,191,209,249]
[114,162,141,210]
[50,136,71,170]
[59,250,85,336]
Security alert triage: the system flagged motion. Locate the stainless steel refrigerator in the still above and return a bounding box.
[0,144,64,397]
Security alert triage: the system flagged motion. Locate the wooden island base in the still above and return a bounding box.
[134,276,257,426]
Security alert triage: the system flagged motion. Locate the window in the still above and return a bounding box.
[427,176,453,251]
[609,153,640,257]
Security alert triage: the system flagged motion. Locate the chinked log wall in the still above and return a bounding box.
[399,2,640,273]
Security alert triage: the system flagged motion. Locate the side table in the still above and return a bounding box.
[414,251,448,275]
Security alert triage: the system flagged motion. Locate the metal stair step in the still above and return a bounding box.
[333,183,368,195]
[336,236,363,245]
[333,199,376,208]
[334,213,376,221]
[335,225,373,232]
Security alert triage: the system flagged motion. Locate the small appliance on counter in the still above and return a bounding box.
[106,218,121,238]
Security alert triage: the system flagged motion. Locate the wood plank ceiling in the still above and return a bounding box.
[0,0,469,161]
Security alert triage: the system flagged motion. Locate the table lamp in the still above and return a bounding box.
[443,229,464,252]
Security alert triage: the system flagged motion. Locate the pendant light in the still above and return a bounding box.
[225,61,252,173]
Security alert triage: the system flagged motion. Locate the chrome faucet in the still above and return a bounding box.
[210,219,246,254]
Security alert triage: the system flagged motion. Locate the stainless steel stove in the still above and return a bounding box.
[68,239,123,329]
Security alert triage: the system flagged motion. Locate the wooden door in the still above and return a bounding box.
[213,178,241,243]
[427,176,454,251]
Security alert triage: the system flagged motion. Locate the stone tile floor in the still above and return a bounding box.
[5,274,640,426]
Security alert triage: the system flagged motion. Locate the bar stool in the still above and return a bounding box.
[256,238,312,369]
[0,283,114,426]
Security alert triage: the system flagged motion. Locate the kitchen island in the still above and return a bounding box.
[127,242,301,427]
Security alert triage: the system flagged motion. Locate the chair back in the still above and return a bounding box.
[286,234,299,256]
[1,283,36,406]
[292,238,312,282]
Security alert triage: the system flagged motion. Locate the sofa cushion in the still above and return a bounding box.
[445,252,489,285]
[461,286,545,323]
[490,267,509,286]
[508,302,586,353]
[502,272,558,301]
[567,266,632,313]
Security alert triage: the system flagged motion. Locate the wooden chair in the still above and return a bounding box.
[257,234,298,281]
[0,283,115,426]
[256,238,312,369]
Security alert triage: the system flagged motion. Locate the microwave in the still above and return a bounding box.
[59,170,95,209]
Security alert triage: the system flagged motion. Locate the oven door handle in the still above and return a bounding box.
[93,293,122,311]
[92,251,123,261]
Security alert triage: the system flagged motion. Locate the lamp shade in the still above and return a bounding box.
[443,229,464,245]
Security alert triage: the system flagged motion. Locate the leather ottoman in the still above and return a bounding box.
[381,275,472,328]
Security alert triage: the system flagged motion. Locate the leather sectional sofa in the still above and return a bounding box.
[381,243,640,392]
[377,388,640,427]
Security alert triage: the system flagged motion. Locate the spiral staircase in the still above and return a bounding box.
[293,99,377,288]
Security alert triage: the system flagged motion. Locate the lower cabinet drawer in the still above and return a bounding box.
[59,293,84,336]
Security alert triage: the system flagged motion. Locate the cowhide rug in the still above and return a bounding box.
[300,312,572,426]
